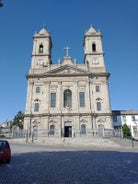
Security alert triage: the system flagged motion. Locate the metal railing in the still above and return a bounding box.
[104,128,123,138]
[0,128,124,143]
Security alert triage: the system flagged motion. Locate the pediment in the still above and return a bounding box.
[45,65,89,76]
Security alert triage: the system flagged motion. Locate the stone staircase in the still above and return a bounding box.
[9,136,138,149]
[33,137,120,148]
[109,137,138,149]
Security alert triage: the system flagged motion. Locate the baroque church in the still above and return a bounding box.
[24,25,113,138]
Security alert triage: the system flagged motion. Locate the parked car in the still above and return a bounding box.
[0,140,11,163]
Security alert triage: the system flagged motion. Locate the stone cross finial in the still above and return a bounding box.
[64,46,71,56]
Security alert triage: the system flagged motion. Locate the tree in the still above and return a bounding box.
[0,0,3,7]
[12,111,24,129]
[122,124,131,138]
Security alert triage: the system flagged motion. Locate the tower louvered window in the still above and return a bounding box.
[92,43,96,52]
[39,44,43,53]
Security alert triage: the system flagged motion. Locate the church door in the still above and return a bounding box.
[64,122,72,137]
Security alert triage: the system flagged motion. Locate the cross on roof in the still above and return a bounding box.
[64,46,71,56]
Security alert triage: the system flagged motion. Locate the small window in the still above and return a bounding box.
[113,116,117,122]
[122,115,126,122]
[131,116,135,121]
[34,103,39,112]
[39,44,43,53]
[97,102,101,111]
[79,92,85,107]
[49,125,55,136]
[36,86,40,93]
[81,124,86,134]
[92,43,96,52]
[51,93,56,108]
[96,85,100,92]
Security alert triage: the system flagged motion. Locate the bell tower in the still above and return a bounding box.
[31,27,52,69]
[83,25,105,68]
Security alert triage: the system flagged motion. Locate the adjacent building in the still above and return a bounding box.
[112,110,138,138]
[24,26,113,138]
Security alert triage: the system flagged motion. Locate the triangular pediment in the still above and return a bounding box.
[45,64,89,76]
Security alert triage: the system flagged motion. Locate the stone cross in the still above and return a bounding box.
[64,46,71,56]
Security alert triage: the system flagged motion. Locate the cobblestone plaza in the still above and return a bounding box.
[0,141,138,184]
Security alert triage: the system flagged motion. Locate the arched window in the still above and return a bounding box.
[34,103,39,112]
[64,89,72,108]
[49,125,55,136]
[39,44,43,53]
[81,124,86,134]
[92,43,96,52]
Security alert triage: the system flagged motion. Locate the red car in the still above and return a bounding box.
[0,140,11,163]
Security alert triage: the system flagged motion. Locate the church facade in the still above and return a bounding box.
[24,26,113,138]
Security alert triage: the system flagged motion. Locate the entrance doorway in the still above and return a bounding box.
[64,122,72,137]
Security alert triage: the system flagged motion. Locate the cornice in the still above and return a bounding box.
[84,52,104,56]
[112,110,138,116]
[32,54,50,57]
[24,112,112,118]
[84,33,102,38]
[26,71,110,79]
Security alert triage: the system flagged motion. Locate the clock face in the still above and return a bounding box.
[93,57,99,64]
[92,56,100,65]
[37,60,43,66]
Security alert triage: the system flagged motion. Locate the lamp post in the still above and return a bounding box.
[134,120,138,140]
[130,122,134,148]
[0,0,3,7]
[0,125,1,135]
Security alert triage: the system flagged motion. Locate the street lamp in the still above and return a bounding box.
[130,121,134,148]
[0,0,3,7]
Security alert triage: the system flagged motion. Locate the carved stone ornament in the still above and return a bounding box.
[59,68,76,74]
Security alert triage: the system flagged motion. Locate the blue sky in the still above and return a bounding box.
[0,0,138,122]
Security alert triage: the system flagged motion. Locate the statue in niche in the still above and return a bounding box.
[74,58,77,64]
[58,58,61,64]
